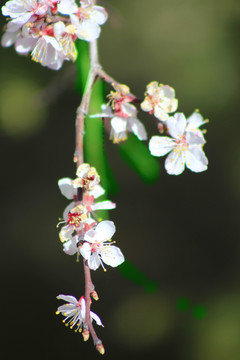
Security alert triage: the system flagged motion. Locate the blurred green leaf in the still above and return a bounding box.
[118,134,160,184]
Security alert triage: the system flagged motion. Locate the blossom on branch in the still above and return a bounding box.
[141,81,178,121]
[149,112,208,175]
[56,294,103,332]
[80,220,125,271]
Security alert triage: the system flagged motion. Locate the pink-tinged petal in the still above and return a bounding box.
[100,245,124,267]
[149,136,175,157]
[15,35,37,54]
[88,253,101,270]
[111,117,127,133]
[57,0,78,15]
[185,147,208,173]
[57,304,76,313]
[186,131,205,146]
[165,150,185,175]
[2,0,28,18]
[58,177,76,199]
[63,237,78,255]
[80,243,91,260]
[76,20,100,42]
[1,31,18,47]
[127,117,147,141]
[167,113,186,139]
[95,220,116,241]
[153,105,169,121]
[92,200,116,211]
[56,294,78,305]
[90,6,108,25]
[90,311,104,326]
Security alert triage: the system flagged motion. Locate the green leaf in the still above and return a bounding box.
[118,134,160,184]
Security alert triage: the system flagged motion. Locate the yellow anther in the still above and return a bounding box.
[55,311,60,315]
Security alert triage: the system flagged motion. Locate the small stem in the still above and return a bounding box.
[83,259,102,345]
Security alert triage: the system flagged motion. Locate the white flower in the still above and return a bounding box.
[56,294,103,332]
[58,1,108,42]
[53,21,77,62]
[31,33,65,70]
[141,81,178,121]
[149,112,208,175]
[91,104,147,144]
[2,0,49,32]
[80,220,125,271]
[72,163,100,190]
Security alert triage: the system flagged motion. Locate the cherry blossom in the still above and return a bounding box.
[56,294,103,332]
[80,220,125,271]
[141,81,178,121]
[149,112,208,175]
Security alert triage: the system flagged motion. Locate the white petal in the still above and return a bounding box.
[56,294,78,305]
[6,12,33,32]
[90,311,104,326]
[90,5,108,25]
[58,177,76,200]
[186,111,207,130]
[57,0,78,15]
[149,136,175,157]
[63,237,78,255]
[162,85,176,99]
[84,229,97,243]
[63,202,75,221]
[88,184,105,198]
[90,104,113,118]
[76,20,100,42]
[100,245,124,267]
[1,31,18,47]
[127,117,147,141]
[92,200,116,211]
[121,103,137,117]
[165,150,186,175]
[53,21,66,37]
[95,220,116,241]
[166,113,187,139]
[80,243,91,260]
[153,105,169,121]
[59,225,74,242]
[88,253,101,270]
[111,116,127,133]
[140,98,153,112]
[185,147,208,173]
[15,35,37,54]
[186,131,205,146]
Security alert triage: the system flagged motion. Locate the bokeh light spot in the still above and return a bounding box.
[110,292,174,349]
[0,77,47,138]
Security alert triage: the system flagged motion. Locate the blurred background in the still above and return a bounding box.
[1,0,240,359]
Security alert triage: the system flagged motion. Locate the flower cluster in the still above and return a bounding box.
[58,163,124,270]
[1,0,108,69]
[93,80,208,176]
[91,83,147,144]
[56,163,124,351]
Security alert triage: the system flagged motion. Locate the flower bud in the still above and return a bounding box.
[82,329,90,342]
[91,290,99,301]
[96,343,105,355]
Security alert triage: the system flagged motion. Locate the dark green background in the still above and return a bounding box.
[1,0,240,359]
